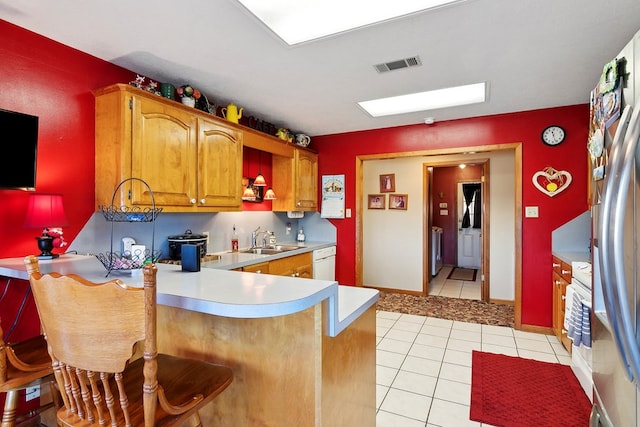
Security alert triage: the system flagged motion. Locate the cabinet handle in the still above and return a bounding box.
[190,198,197,204]
[552,263,560,268]
[200,198,206,204]
[555,280,562,286]
[561,269,570,275]
[255,270,262,274]
[561,295,566,300]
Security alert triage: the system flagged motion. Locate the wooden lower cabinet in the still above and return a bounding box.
[157,303,376,426]
[238,252,313,278]
[239,261,269,274]
[268,252,313,278]
[552,256,572,353]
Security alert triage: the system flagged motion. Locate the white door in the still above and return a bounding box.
[457,182,482,268]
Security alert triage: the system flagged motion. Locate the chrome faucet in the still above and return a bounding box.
[251,226,261,248]
[251,226,275,248]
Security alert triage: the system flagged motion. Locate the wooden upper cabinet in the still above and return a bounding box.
[271,149,318,212]
[95,84,242,212]
[130,94,197,207]
[197,117,242,208]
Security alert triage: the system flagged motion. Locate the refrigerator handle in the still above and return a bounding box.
[598,105,633,379]
[611,104,640,385]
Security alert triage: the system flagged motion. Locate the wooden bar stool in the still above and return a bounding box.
[24,256,233,427]
[0,326,53,427]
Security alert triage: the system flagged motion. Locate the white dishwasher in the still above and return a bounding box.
[313,246,336,281]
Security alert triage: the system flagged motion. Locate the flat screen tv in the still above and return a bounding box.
[0,108,39,189]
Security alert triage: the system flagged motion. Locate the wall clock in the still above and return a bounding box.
[541,125,566,146]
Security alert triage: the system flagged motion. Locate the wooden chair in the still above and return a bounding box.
[24,256,233,427]
[0,304,53,427]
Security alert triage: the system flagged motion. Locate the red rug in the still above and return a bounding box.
[470,351,592,427]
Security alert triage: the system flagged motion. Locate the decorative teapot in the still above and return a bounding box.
[276,128,293,142]
[295,134,311,147]
[222,103,243,124]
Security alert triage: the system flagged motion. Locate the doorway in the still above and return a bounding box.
[457,181,482,268]
[357,145,521,327]
[426,160,489,302]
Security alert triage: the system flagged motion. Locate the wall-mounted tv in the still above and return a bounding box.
[0,108,39,189]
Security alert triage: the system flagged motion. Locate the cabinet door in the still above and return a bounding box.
[271,150,318,212]
[242,262,270,274]
[130,95,197,206]
[269,253,313,277]
[295,150,318,210]
[197,118,242,208]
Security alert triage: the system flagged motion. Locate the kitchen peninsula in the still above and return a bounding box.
[0,254,378,426]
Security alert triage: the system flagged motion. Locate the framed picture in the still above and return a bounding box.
[389,194,408,210]
[379,174,395,192]
[368,194,386,209]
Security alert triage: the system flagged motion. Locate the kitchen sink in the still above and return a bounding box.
[239,245,300,255]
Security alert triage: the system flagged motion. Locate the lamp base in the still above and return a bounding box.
[35,235,58,260]
[37,254,59,260]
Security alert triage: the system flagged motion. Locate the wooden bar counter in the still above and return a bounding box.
[0,255,378,426]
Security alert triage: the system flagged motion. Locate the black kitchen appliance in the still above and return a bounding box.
[168,229,207,260]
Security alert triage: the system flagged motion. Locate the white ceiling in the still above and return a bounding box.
[2,0,640,136]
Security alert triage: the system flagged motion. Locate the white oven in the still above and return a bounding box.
[568,261,593,402]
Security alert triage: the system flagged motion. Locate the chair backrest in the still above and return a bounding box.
[24,255,158,425]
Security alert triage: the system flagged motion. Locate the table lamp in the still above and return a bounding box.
[24,193,68,259]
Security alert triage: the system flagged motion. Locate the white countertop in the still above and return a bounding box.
[198,241,335,270]
[0,254,378,337]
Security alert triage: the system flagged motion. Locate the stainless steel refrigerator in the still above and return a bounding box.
[591,29,640,427]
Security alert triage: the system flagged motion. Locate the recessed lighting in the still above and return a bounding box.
[236,0,465,45]
[358,82,486,117]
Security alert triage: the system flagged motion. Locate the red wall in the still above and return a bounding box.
[0,20,137,260]
[313,106,589,327]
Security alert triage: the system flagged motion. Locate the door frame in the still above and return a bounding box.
[425,160,489,301]
[356,143,523,329]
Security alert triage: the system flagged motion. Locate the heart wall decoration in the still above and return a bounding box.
[532,166,572,197]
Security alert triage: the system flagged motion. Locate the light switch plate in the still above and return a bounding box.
[525,206,539,218]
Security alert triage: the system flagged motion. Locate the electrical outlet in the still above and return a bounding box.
[25,386,40,401]
[203,231,210,245]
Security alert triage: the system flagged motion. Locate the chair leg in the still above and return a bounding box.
[1,389,18,427]
[187,412,202,427]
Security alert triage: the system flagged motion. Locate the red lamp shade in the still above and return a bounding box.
[24,193,69,229]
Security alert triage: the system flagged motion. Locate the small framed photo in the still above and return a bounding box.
[389,194,408,210]
[368,194,386,209]
[380,174,395,192]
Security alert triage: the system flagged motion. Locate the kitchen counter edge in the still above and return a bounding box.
[0,254,377,337]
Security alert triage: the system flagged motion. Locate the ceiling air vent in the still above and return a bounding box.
[374,56,422,73]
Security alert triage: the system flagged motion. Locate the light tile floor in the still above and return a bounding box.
[429,265,481,300]
[376,310,571,427]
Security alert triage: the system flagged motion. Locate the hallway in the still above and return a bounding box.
[429,265,481,300]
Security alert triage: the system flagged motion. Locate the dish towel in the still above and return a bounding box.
[563,284,576,332]
[567,290,592,348]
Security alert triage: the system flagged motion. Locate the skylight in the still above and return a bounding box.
[358,82,487,117]
[236,0,464,45]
